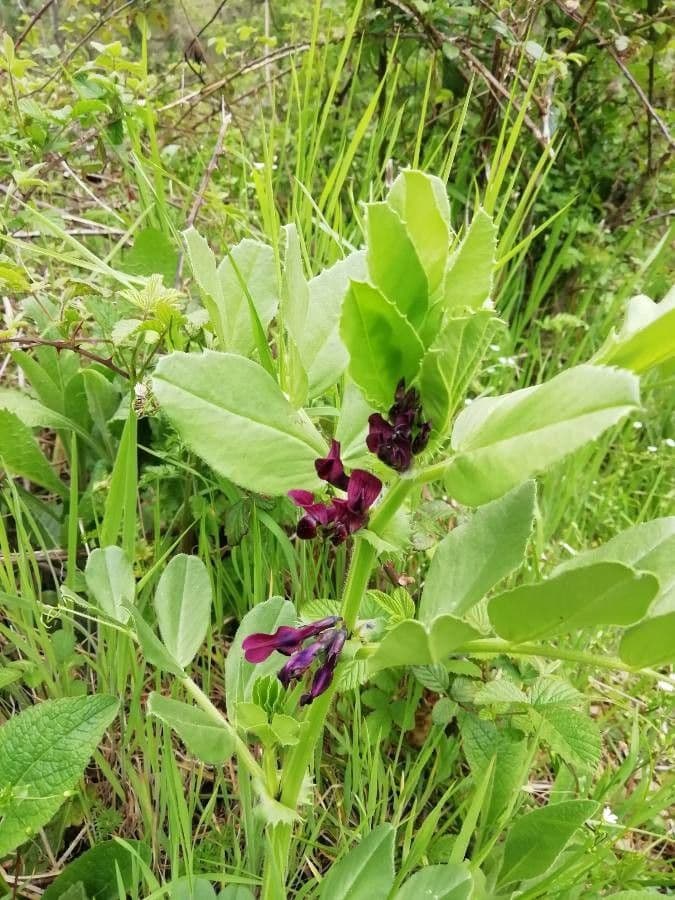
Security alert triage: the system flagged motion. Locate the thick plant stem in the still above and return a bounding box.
[261,478,413,898]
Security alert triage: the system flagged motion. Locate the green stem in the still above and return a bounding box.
[261,478,414,898]
[458,639,663,680]
[182,676,265,783]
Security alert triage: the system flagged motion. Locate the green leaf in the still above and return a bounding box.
[318,824,395,900]
[225,597,296,723]
[42,840,149,900]
[335,379,372,465]
[340,281,425,410]
[152,351,326,495]
[366,202,429,328]
[126,606,184,676]
[84,546,135,624]
[527,705,601,772]
[419,481,535,623]
[420,312,499,444]
[303,251,367,396]
[445,365,640,505]
[395,863,473,900]
[147,693,234,765]
[154,554,212,667]
[460,712,529,827]
[498,799,599,886]
[370,617,480,671]
[218,239,278,357]
[122,227,178,285]
[168,878,218,900]
[489,562,658,642]
[0,387,76,430]
[619,612,675,667]
[387,169,451,300]
[442,209,496,313]
[183,227,226,345]
[0,409,66,497]
[555,516,675,617]
[593,288,675,374]
[218,887,255,900]
[0,696,118,858]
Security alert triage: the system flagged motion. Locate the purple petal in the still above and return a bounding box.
[347,469,382,513]
[299,658,337,706]
[366,413,394,453]
[288,489,316,509]
[315,440,350,491]
[242,625,307,662]
[296,515,318,539]
[278,640,323,686]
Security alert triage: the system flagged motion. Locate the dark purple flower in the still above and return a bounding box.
[315,440,349,491]
[288,489,337,539]
[299,628,347,706]
[242,616,339,663]
[366,379,431,472]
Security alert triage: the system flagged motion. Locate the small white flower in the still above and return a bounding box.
[647,445,658,453]
[632,421,643,429]
[602,806,619,825]
[665,438,675,448]
[657,679,674,693]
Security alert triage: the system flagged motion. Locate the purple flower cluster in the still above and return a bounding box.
[366,379,431,472]
[288,441,382,545]
[242,616,347,706]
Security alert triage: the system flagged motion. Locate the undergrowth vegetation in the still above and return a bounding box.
[0,1,673,898]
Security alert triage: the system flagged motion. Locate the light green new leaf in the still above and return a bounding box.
[318,824,395,900]
[0,409,66,497]
[224,597,296,723]
[183,227,225,345]
[85,546,135,624]
[341,281,425,410]
[419,481,535,623]
[370,617,480,671]
[420,311,499,444]
[153,351,326,495]
[169,878,218,900]
[445,365,640,505]
[593,288,675,374]
[147,693,234,765]
[488,562,658,642]
[366,202,429,328]
[281,224,310,406]
[498,799,598,886]
[154,554,212,667]
[217,238,278,356]
[443,209,496,313]
[303,251,367,396]
[395,863,473,900]
[387,169,451,300]
[126,606,184,675]
[619,612,675,667]
[335,379,372,465]
[0,696,118,858]
[555,516,675,617]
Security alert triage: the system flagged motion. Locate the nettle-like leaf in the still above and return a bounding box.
[147,693,234,764]
[489,561,658,642]
[224,597,296,723]
[555,517,675,667]
[153,554,212,668]
[340,280,425,410]
[84,546,135,624]
[153,351,326,495]
[0,696,118,857]
[593,287,675,374]
[419,481,535,623]
[444,365,640,506]
[497,799,599,886]
[387,169,452,300]
[318,824,395,900]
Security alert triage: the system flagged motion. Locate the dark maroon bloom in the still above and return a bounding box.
[299,628,347,706]
[288,467,382,545]
[242,616,339,663]
[366,379,431,472]
[315,440,349,491]
[244,616,348,706]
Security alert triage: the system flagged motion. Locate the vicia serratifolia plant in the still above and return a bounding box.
[116,170,671,897]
